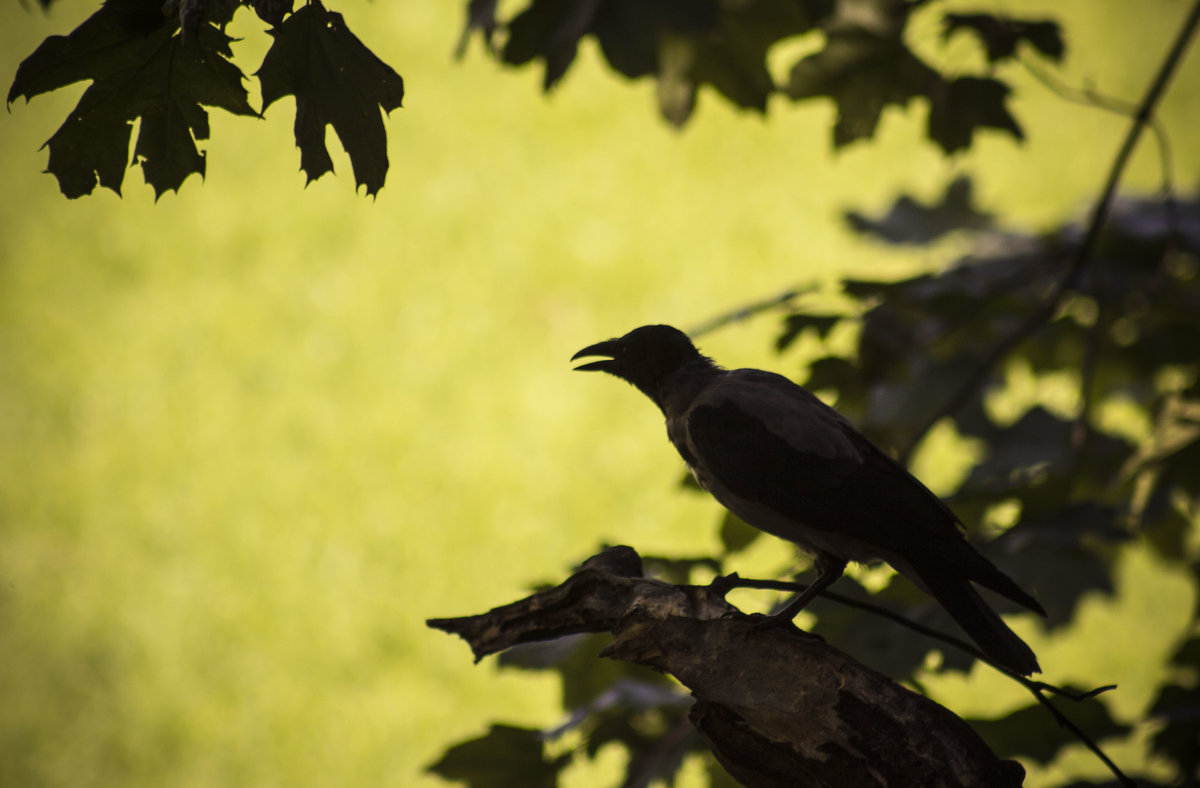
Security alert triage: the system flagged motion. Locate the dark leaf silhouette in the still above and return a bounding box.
[943,13,1065,64]
[257,1,405,196]
[845,175,994,245]
[718,510,762,556]
[8,0,254,198]
[656,0,821,126]
[807,572,941,676]
[9,0,1053,196]
[775,312,841,352]
[493,631,700,787]
[969,692,1129,764]
[456,0,500,58]
[928,76,1024,154]
[1148,634,1200,780]
[426,724,567,788]
[500,0,822,126]
[501,0,605,90]
[786,26,938,147]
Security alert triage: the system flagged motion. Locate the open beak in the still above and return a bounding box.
[571,339,620,372]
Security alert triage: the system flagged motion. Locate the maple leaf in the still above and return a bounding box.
[787,28,939,148]
[656,0,821,127]
[942,13,1064,65]
[498,0,822,126]
[785,6,1025,153]
[844,175,994,244]
[257,2,405,197]
[928,76,1024,155]
[8,0,255,199]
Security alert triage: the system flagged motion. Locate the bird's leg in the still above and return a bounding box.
[754,555,847,630]
[708,573,805,598]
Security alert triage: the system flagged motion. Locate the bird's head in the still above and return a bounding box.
[572,324,712,406]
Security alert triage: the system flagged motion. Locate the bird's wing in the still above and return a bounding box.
[682,370,967,562]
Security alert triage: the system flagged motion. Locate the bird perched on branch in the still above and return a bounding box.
[572,324,1045,675]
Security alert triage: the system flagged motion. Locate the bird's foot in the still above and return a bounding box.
[748,610,794,632]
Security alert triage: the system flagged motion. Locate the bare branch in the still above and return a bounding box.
[687,285,815,339]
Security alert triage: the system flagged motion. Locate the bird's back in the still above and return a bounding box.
[672,369,1036,610]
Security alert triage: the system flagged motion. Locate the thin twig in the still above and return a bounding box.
[1073,288,1106,458]
[1018,54,1139,116]
[1029,686,1135,787]
[687,285,814,339]
[1020,53,1183,281]
[1038,683,1118,702]
[899,0,1200,461]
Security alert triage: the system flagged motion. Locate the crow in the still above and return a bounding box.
[573,324,1045,675]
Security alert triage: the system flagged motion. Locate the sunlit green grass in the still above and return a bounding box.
[1,0,1198,785]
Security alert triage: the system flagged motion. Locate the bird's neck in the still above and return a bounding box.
[648,359,722,416]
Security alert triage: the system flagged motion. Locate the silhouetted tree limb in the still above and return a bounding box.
[428,546,1026,788]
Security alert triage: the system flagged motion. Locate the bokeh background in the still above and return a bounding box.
[2,0,1199,785]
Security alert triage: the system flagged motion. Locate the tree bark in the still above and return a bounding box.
[427,546,1025,788]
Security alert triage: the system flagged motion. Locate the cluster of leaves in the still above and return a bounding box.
[429,183,1200,786]
[776,179,1200,783]
[459,0,1062,149]
[11,0,1061,197]
[8,0,404,197]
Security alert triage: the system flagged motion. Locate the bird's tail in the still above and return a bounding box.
[965,551,1047,617]
[915,565,1041,676]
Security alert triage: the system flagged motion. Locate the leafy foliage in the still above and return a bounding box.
[774,184,1200,779]
[10,0,1063,196]
[7,0,254,198]
[492,0,822,125]
[462,0,1050,150]
[784,16,938,148]
[1148,633,1200,780]
[9,0,401,197]
[432,185,1200,786]
[942,13,1065,65]
[843,174,994,245]
[427,724,569,788]
[484,633,704,788]
[966,692,1130,765]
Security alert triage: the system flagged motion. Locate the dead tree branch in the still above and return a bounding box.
[428,546,1025,788]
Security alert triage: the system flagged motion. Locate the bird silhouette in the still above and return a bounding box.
[573,324,1045,675]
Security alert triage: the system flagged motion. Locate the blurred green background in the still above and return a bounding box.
[2,0,1199,785]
